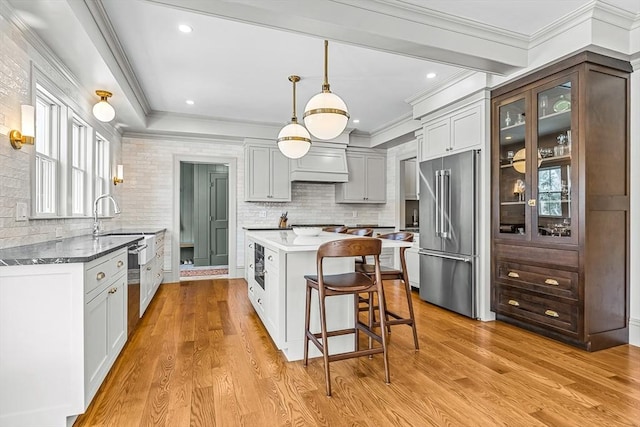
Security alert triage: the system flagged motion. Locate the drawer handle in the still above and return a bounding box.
[545,310,559,318]
[249,243,253,248]
[544,278,559,286]
[507,271,520,278]
[508,299,520,307]
[157,273,161,278]
[249,286,253,292]
[116,260,124,268]
[249,263,253,268]
[147,266,152,271]
[257,298,262,304]
[268,255,273,261]
[97,272,106,280]
[108,287,117,294]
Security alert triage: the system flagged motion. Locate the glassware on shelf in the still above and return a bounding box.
[516,113,524,124]
[505,111,512,127]
[540,95,548,116]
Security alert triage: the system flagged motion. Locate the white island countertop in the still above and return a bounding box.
[246,230,410,252]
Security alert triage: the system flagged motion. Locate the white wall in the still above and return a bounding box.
[120,136,394,279]
[0,4,122,249]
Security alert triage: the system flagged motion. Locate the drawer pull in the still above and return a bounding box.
[97,272,106,280]
[108,287,117,294]
[545,310,559,318]
[116,260,124,268]
[507,271,520,278]
[147,266,152,271]
[267,255,273,261]
[257,298,262,304]
[508,299,520,307]
[249,243,253,248]
[249,263,253,268]
[544,278,559,286]
[249,286,253,292]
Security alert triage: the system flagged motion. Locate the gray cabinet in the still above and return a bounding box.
[404,159,418,200]
[245,144,291,202]
[336,149,386,203]
[420,102,483,161]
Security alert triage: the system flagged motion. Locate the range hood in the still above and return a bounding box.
[290,142,349,183]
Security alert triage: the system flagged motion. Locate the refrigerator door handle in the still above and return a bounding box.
[419,250,471,263]
[434,170,441,237]
[441,169,451,239]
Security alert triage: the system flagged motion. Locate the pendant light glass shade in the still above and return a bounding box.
[92,90,115,122]
[303,40,349,140]
[277,75,311,159]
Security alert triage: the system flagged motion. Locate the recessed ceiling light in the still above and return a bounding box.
[186,100,194,105]
[178,24,192,33]
[426,72,437,79]
[353,119,360,124]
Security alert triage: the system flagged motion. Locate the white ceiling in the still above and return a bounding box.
[6,0,640,137]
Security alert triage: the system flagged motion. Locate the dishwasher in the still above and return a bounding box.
[126,235,155,337]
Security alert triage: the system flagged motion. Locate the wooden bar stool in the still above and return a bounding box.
[355,232,419,350]
[322,226,348,233]
[303,237,390,397]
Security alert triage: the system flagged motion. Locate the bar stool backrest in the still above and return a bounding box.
[346,228,373,237]
[322,226,348,233]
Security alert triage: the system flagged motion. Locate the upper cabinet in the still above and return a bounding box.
[420,102,483,161]
[404,158,418,200]
[336,148,386,203]
[245,143,291,202]
[491,51,632,351]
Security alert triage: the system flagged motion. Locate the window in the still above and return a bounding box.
[71,118,89,215]
[32,79,113,218]
[538,166,563,216]
[34,88,61,215]
[94,135,111,215]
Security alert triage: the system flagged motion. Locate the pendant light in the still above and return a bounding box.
[303,40,349,140]
[92,90,115,122]
[277,75,312,159]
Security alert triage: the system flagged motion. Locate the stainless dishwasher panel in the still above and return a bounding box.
[419,250,476,319]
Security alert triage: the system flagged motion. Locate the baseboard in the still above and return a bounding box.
[629,317,640,347]
[232,267,244,279]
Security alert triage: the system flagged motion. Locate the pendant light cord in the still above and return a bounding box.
[322,40,330,92]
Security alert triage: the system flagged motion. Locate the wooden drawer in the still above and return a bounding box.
[495,285,578,335]
[496,261,578,299]
[85,250,127,296]
[494,243,578,269]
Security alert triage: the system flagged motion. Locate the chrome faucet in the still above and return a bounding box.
[93,194,121,236]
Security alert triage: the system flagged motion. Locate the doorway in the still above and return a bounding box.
[173,155,236,282]
[179,162,229,279]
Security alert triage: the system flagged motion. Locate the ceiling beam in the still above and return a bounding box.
[146,0,529,75]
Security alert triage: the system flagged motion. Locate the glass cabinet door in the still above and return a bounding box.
[532,77,576,242]
[497,97,527,237]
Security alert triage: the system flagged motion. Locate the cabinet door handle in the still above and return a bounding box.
[544,278,559,286]
[249,243,253,248]
[249,263,253,268]
[108,287,117,294]
[508,299,520,307]
[267,255,273,261]
[257,298,262,304]
[508,271,520,278]
[116,260,124,268]
[97,272,106,280]
[545,309,559,318]
[147,266,152,271]
[249,286,253,292]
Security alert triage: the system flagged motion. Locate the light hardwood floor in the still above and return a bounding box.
[74,279,640,426]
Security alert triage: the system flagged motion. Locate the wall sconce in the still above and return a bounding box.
[113,164,124,185]
[9,105,35,150]
[92,90,116,122]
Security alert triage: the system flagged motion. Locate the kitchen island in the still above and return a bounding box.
[245,230,410,361]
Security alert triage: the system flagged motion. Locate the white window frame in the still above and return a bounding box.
[33,86,63,217]
[69,115,93,216]
[94,134,112,216]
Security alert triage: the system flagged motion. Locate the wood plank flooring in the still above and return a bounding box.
[74,279,640,426]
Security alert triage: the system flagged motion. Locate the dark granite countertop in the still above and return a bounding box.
[400,228,420,233]
[0,235,143,266]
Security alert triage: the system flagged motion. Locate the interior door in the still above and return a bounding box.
[209,171,229,266]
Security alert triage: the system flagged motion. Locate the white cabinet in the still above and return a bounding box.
[420,103,482,161]
[405,234,420,289]
[335,149,386,203]
[84,249,128,405]
[245,144,291,202]
[140,231,165,317]
[404,158,418,200]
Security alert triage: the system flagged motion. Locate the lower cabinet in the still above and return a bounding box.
[84,272,127,403]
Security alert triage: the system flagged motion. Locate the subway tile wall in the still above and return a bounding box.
[120,136,397,277]
[0,6,123,249]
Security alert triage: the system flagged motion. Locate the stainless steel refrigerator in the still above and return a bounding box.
[419,149,479,318]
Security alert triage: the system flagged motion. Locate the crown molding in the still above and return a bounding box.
[84,0,151,116]
[406,70,477,106]
[0,0,82,96]
[122,130,244,144]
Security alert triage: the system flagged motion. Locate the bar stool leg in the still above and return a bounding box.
[402,269,419,350]
[376,286,390,384]
[353,294,359,351]
[303,285,312,366]
[318,291,332,396]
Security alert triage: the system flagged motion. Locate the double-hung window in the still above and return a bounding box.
[94,134,111,216]
[71,117,89,215]
[34,88,61,216]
